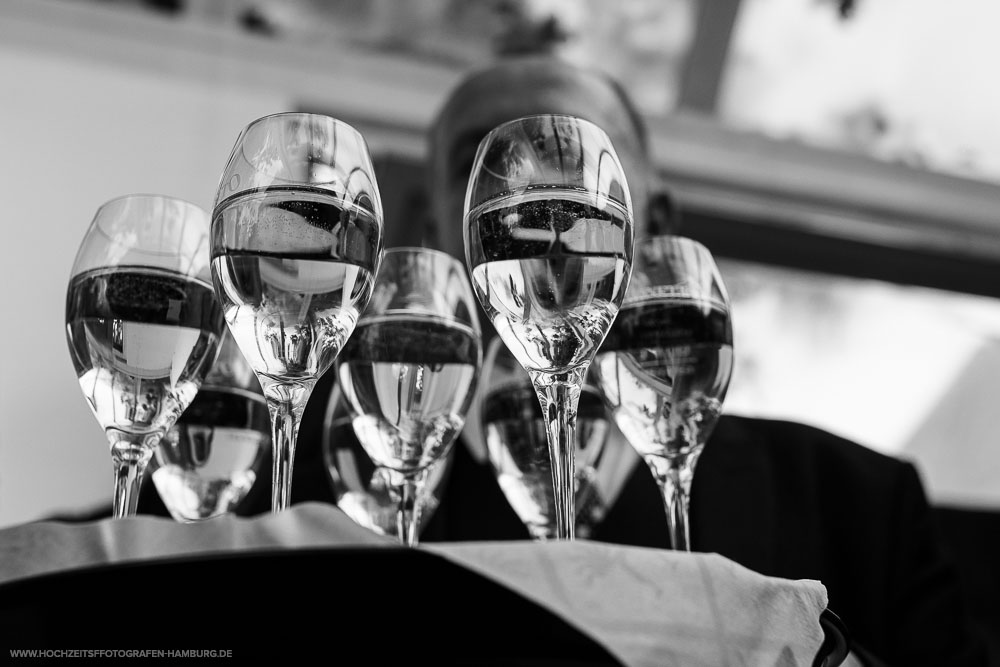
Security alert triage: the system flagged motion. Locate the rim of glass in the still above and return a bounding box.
[95,192,206,213]
[630,233,730,306]
[76,194,211,277]
[239,111,367,141]
[478,113,611,145]
[372,246,480,330]
[92,194,209,240]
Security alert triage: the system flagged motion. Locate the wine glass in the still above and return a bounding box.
[335,247,482,546]
[148,327,270,522]
[464,114,634,540]
[211,112,384,513]
[480,335,615,540]
[65,193,226,518]
[593,235,734,551]
[322,383,448,538]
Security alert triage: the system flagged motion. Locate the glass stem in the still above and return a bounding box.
[108,432,156,519]
[392,469,427,547]
[530,366,587,541]
[262,380,313,514]
[574,467,601,539]
[648,451,701,552]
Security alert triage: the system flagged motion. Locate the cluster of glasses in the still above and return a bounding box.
[65,112,733,552]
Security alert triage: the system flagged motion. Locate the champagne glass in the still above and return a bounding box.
[336,247,482,546]
[211,112,384,513]
[149,327,270,522]
[593,236,734,551]
[480,336,614,540]
[322,384,447,538]
[65,194,225,518]
[464,114,634,540]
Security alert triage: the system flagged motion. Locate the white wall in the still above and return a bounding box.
[0,43,285,527]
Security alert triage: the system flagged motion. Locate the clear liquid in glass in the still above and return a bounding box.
[325,409,447,537]
[337,313,479,473]
[65,266,224,439]
[151,385,269,522]
[211,187,379,385]
[467,187,632,373]
[594,294,734,460]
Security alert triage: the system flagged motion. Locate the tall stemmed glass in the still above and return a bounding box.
[464,114,634,540]
[593,236,734,551]
[211,112,383,513]
[66,194,225,518]
[336,247,482,546]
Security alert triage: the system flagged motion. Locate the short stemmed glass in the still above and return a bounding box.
[464,114,634,540]
[593,236,734,551]
[336,247,482,546]
[65,194,225,518]
[322,384,448,539]
[480,336,613,540]
[211,112,384,513]
[149,327,270,522]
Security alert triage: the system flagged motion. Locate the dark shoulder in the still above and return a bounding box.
[716,413,906,461]
[711,413,918,488]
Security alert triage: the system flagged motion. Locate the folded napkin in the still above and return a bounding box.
[425,540,829,667]
[0,501,398,585]
[0,504,829,667]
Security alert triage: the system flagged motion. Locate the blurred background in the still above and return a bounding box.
[3,0,1000,533]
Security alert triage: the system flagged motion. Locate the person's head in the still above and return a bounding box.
[426,55,655,262]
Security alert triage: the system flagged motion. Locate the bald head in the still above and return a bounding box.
[427,56,652,262]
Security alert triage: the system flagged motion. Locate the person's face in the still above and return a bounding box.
[428,60,650,264]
